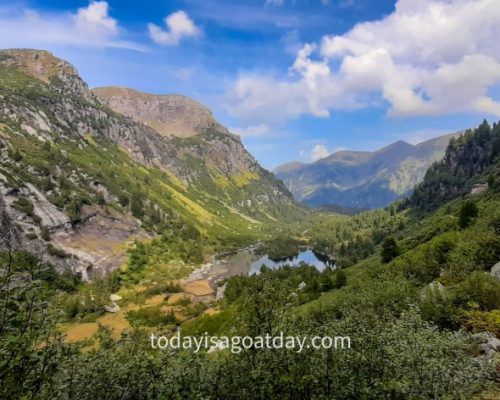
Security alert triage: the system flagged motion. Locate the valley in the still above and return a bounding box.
[0,49,499,399]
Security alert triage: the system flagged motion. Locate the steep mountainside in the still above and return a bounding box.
[274,134,458,208]
[0,49,299,278]
[411,120,500,211]
[92,86,228,138]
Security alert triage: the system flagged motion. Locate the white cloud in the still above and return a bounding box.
[148,11,201,46]
[231,124,271,137]
[311,144,330,161]
[74,1,117,39]
[0,2,143,50]
[227,0,500,124]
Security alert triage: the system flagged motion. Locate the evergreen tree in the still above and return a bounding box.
[381,237,400,263]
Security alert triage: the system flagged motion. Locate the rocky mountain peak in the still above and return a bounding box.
[0,49,93,101]
[92,86,231,138]
[274,133,459,208]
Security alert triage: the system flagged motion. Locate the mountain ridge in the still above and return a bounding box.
[274,133,460,209]
[92,86,233,139]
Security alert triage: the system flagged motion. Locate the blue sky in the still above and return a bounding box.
[0,0,499,169]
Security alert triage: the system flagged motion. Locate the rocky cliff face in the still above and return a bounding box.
[92,86,230,138]
[0,49,298,278]
[274,135,458,209]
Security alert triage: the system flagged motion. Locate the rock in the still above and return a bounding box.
[472,332,500,359]
[490,261,500,281]
[471,183,489,195]
[420,281,445,300]
[104,302,120,313]
[208,339,228,354]
[25,183,69,228]
[109,294,122,302]
[298,281,306,290]
[93,86,230,138]
[216,283,227,301]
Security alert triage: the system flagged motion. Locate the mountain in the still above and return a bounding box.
[92,86,229,138]
[274,134,458,209]
[0,49,299,278]
[411,120,500,211]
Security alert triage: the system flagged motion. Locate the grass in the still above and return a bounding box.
[183,280,214,296]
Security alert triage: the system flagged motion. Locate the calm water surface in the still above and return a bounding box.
[249,249,335,274]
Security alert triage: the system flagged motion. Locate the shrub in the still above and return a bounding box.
[333,269,347,289]
[40,226,51,241]
[11,197,34,216]
[47,243,70,258]
[127,306,176,326]
[171,296,191,307]
[25,232,37,240]
[458,200,478,229]
[143,282,182,297]
[461,309,500,336]
[453,272,500,311]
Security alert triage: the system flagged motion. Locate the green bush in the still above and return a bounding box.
[11,197,34,216]
[127,306,176,326]
[458,200,478,229]
[47,243,70,258]
[454,272,500,311]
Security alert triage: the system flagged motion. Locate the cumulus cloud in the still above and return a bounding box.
[148,11,201,46]
[310,144,330,161]
[0,2,143,50]
[74,1,117,39]
[227,0,500,123]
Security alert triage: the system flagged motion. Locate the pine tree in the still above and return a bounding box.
[381,237,400,263]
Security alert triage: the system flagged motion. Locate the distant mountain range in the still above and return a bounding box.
[274,133,460,209]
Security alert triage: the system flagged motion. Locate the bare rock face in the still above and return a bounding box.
[92,86,230,138]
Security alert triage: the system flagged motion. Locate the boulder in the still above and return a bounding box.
[420,281,445,300]
[472,332,500,359]
[490,261,500,281]
[109,293,122,302]
[104,302,120,313]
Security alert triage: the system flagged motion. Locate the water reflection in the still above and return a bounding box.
[249,249,335,275]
